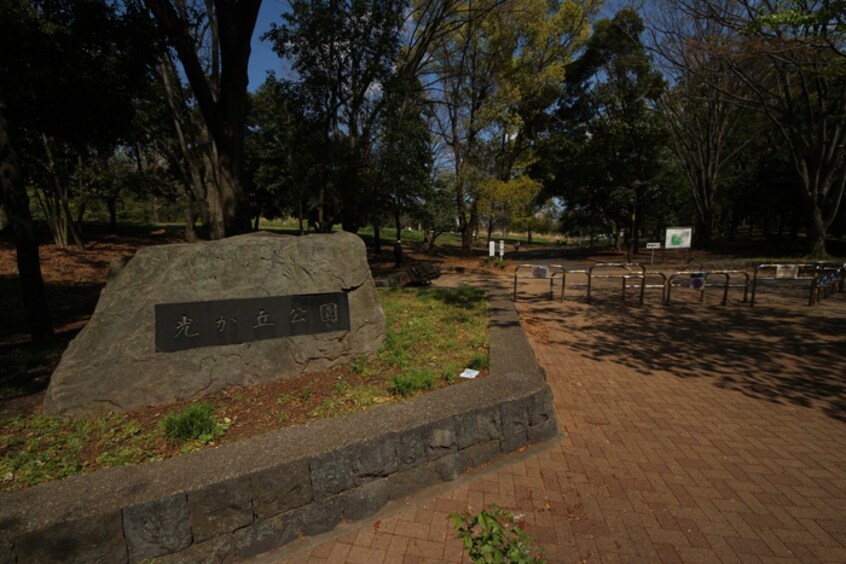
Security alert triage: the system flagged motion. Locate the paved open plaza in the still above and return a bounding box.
[264,274,846,563]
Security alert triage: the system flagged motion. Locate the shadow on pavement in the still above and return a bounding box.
[517,284,846,423]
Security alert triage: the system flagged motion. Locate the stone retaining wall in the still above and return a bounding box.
[0,288,558,563]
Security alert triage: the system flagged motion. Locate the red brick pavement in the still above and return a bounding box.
[255,280,846,563]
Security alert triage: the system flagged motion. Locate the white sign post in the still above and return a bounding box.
[489,241,496,258]
[499,240,505,260]
[646,242,661,265]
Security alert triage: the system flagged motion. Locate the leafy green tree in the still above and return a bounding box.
[546,8,668,254]
[1,0,155,341]
[371,76,434,246]
[264,0,408,234]
[427,0,591,255]
[2,0,155,248]
[414,174,457,249]
[248,77,340,233]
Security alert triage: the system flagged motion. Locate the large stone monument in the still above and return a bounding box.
[44,232,386,416]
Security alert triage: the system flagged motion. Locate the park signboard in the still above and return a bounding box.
[665,227,693,249]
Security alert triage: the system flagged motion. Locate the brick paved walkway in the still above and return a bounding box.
[258,278,846,563]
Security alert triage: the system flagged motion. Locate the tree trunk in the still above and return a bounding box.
[147,0,258,240]
[76,199,86,229]
[460,202,478,257]
[805,204,827,258]
[629,181,642,257]
[0,107,54,342]
[373,223,382,254]
[107,196,117,233]
[696,209,713,249]
[152,196,161,223]
[217,151,250,236]
[183,191,199,242]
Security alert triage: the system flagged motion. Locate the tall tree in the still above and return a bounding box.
[428,0,591,255]
[548,8,667,254]
[679,0,846,256]
[371,76,434,243]
[265,0,408,234]
[1,0,155,341]
[248,78,327,232]
[3,0,155,248]
[650,6,752,247]
[0,99,53,342]
[144,0,261,238]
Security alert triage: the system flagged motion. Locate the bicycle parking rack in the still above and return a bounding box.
[750,262,845,306]
[514,261,841,307]
[513,263,565,301]
[665,270,750,306]
[587,263,646,304]
[556,269,589,300]
[810,264,846,305]
[641,271,668,303]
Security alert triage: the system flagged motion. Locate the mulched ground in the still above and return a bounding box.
[0,226,491,442]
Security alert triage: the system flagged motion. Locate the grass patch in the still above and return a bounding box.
[378,285,488,386]
[0,285,489,491]
[160,403,217,443]
[389,369,436,397]
[467,353,490,370]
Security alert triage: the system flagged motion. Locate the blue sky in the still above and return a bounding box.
[248,0,289,91]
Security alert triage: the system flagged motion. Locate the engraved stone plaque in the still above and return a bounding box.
[155,293,351,352]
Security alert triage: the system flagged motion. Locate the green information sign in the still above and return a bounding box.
[665,227,693,249]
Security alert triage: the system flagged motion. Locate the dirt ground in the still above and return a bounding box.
[0,228,498,451]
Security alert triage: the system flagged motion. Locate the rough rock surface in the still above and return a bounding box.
[44,232,386,416]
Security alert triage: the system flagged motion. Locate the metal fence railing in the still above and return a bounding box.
[750,262,845,306]
[512,262,843,306]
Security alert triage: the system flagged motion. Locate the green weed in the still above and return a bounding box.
[312,384,380,417]
[442,363,459,384]
[297,384,314,402]
[350,354,368,374]
[450,505,545,563]
[0,416,90,487]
